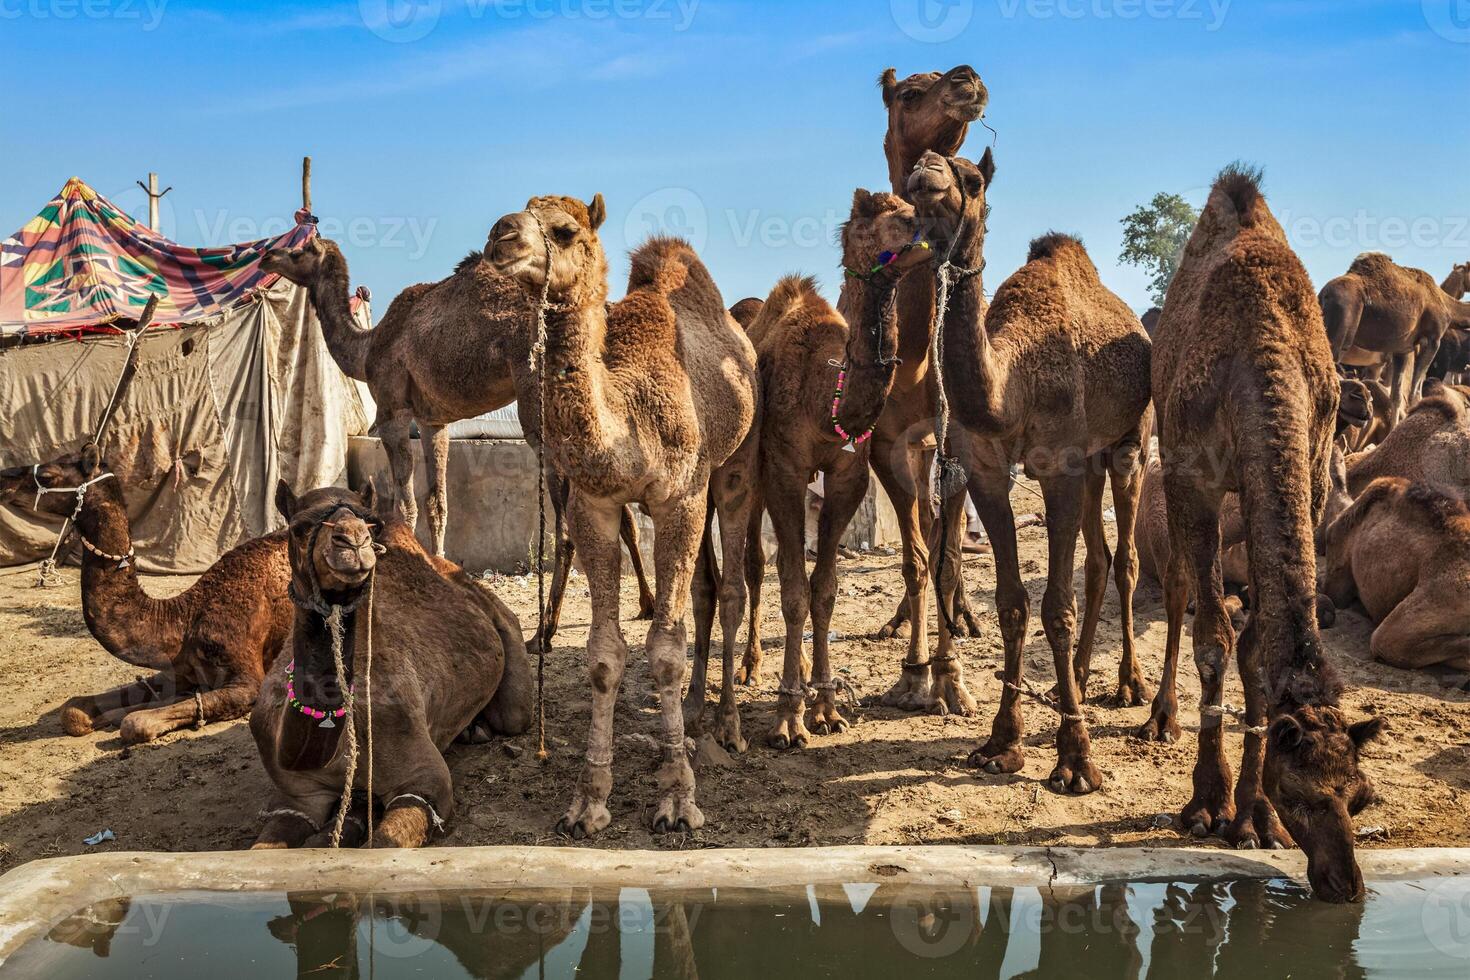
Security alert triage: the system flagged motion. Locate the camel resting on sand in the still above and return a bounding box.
[1324,478,1470,674]
[251,482,531,848]
[1347,381,1470,497]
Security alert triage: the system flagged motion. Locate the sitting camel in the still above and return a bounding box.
[1320,253,1470,429]
[1152,165,1381,903]
[251,482,531,848]
[0,445,291,743]
[487,195,758,838]
[260,236,654,646]
[712,190,937,749]
[1346,381,1470,496]
[907,151,1153,792]
[1324,478,1470,674]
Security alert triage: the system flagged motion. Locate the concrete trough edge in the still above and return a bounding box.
[2,845,1467,962]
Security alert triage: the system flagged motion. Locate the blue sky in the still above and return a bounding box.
[2,0,1466,316]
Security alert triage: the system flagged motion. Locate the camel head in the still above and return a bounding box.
[275,480,383,599]
[259,235,345,288]
[881,65,988,189]
[487,194,608,310]
[0,444,107,516]
[1444,261,1470,298]
[906,149,995,251]
[840,190,933,282]
[1264,704,1383,903]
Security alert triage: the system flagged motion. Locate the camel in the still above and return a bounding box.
[1140,307,1163,338]
[729,296,764,328]
[1428,327,1470,385]
[0,445,292,743]
[1443,261,1470,299]
[486,194,758,838]
[712,190,936,749]
[1346,381,1470,496]
[1320,253,1470,428]
[1151,165,1382,903]
[251,481,531,848]
[260,237,654,647]
[864,64,992,700]
[1324,478,1470,675]
[906,150,1153,791]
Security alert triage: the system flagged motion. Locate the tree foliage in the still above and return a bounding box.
[1119,192,1199,306]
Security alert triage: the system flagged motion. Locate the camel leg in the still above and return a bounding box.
[420,422,451,558]
[927,472,979,717]
[1072,463,1112,702]
[683,503,720,738]
[1109,445,1150,706]
[1371,585,1470,672]
[535,470,574,652]
[881,447,982,638]
[1410,330,1439,404]
[58,672,175,736]
[1035,471,1102,794]
[1225,614,1292,850]
[870,435,933,708]
[1387,352,1412,429]
[1168,477,1236,837]
[709,442,758,753]
[1137,545,1188,743]
[645,494,706,834]
[879,441,928,639]
[735,493,767,685]
[968,465,1028,774]
[253,792,337,849]
[374,755,453,848]
[621,506,656,620]
[806,460,869,736]
[118,679,258,744]
[766,468,815,750]
[556,496,627,839]
[379,412,419,532]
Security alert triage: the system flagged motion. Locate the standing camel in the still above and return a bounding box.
[260,237,654,646]
[0,445,292,743]
[1320,253,1470,428]
[858,65,993,707]
[487,195,758,838]
[711,190,936,749]
[1152,165,1382,903]
[907,151,1152,791]
[252,482,531,848]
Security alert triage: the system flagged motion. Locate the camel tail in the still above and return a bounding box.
[482,590,535,736]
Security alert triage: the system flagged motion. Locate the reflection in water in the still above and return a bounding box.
[9,876,1464,979]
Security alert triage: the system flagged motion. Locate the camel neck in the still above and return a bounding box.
[540,301,620,480]
[303,251,370,382]
[933,225,1005,432]
[833,276,902,440]
[1442,270,1467,300]
[276,603,358,771]
[74,483,181,668]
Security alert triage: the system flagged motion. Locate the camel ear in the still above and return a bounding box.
[978,147,996,188]
[275,480,298,520]
[879,68,898,107]
[360,477,379,516]
[1349,717,1384,748]
[851,188,877,217]
[1270,716,1304,753]
[80,443,102,476]
[588,194,606,231]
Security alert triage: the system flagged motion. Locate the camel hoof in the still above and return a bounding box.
[60,706,95,737]
[554,818,587,840]
[652,816,691,835]
[1236,837,1258,850]
[1189,821,1210,838]
[969,745,1024,774]
[634,600,656,621]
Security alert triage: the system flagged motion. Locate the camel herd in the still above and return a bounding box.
[8,62,1470,906]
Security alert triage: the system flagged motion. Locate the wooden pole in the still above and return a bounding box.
[134,173,172,230]
[302,156,313,214]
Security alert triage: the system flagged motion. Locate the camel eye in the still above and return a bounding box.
[552,224,577,245]
[900,89,922,104]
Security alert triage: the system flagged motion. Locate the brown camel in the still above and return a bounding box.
[1346,381,1470,496]
[1151,165,1382,903]
[729,296,764,328]
[486,195,758,838]
[711,190,936,749]
[260,237,654,646]
[867,64,992,696]
[1320,253,1470,428]
[1324,478,1470,675]
[251,481,531,848]
[907,151,1153,790]
[0,445,291,743]
[1443,261,1470,299]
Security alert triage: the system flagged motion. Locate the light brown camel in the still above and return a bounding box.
[260,237,654,646]
[710,190,936,749]
[0,445,291,743]
[487,195,758,838]
[1324,478,1470,675]
[1320,253,1470,428]
[867,64,992,667]
[1443,261,1470,299]
[251,482,531,848]
[1151,165,1382,903]
[1346,381,1470,496]
[907,151,1153,790]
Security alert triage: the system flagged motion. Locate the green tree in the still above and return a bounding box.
[1119,192,1199,306]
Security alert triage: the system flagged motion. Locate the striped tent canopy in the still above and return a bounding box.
[0,177,315,337]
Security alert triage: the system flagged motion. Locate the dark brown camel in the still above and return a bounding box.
[260,237,654,647]
[251,482,531,848]
[907,151,1152,792]
[1151,165,1382,903]
[708,190,935,749]
[0,445,291,743]
[867,64,993,704]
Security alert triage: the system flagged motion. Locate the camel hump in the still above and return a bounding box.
[627,235,704,291]
[755,275,822,326]
[1348,251,1394,275]
[456,249,485,274]
[1208,162,1267,227]
[1026,231,1088,266]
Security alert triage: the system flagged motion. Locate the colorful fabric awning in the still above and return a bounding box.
[0,177,316,336]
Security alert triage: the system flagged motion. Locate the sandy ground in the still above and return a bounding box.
[2,484,1468,875]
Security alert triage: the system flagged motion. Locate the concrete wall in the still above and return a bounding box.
[347,436,902,574]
